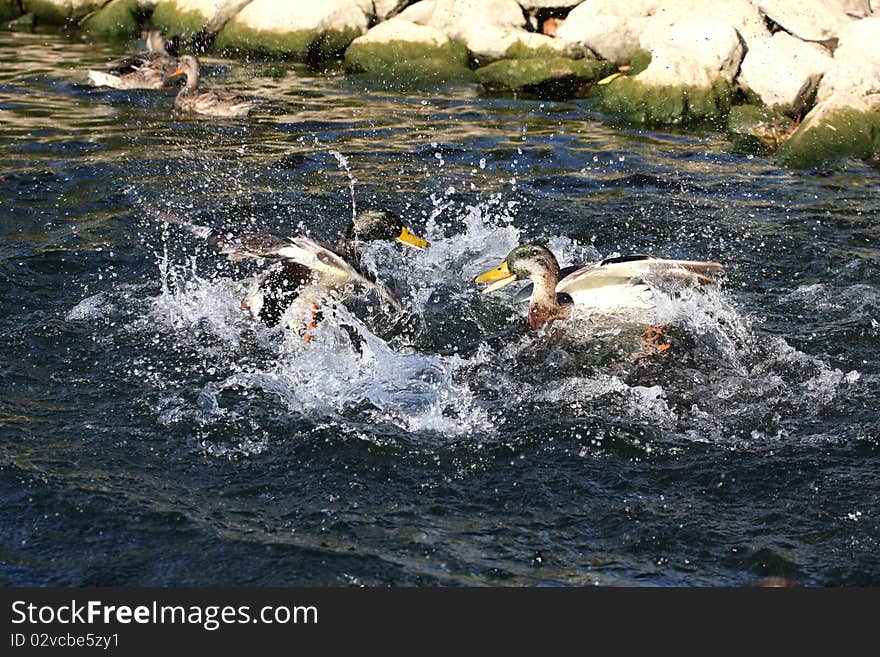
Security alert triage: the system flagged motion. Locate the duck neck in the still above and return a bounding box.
[182,70,199,92]
[528,271,567,329]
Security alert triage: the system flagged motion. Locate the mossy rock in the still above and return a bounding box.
[0,0,22,23]
[726,105,793,155]
[595,77,733,127]
[477,57,615,99]
[502,41,582,61]
[344,39,474,90]
[151,0,209,39]
[216,21,361,60]
[81,0,140,38]
[776,107,880,169]
[26,0,106,24]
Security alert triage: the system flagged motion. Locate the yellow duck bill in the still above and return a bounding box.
[475,261,518,294]
[396,226,430,250]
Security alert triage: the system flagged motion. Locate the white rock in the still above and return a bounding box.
[156,0,254,29]
[204,0,255,33]
[557,14,652,63]
[555,0,660,64]
[428,0,525,35]
[816,17,880,110]
[402,0,585,61]
[647,0,769,47]
[756,0,864,42]
[397,0,438,24]
[563,0,661,16]
[638,18,743,87]
[226,0,370,37]
[350,16,451,47]
[374,0,414,20]
[739,31,833,112]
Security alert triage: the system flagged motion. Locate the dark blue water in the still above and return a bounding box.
[1,31,879,586]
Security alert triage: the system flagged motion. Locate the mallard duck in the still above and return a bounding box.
[156,211,429,335]
[166,55,258,118]
[87,29,178,89]
[475,243,723,331]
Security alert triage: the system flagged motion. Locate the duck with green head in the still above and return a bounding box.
[475,243,723,331]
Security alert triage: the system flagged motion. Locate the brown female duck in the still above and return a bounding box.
[167,55,259,119]
[87,29,178,89]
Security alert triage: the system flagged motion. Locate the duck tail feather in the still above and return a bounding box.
[151,210,213,240]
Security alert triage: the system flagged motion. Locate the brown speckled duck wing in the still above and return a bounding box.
[177,88,258,118]
[215,232,293,261]
[106,52,158,75]
[154,211,290,261]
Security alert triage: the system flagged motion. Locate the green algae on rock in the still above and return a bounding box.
[776,107,880,169]
[476,57,615,99]
[596,77,734,126]
[345,39,474,90]
[24,0,104,25]
[81,0,141,38]
[215,0,369,61]
[216,22,361,60]
[151,0,210,39]
[726,104,795,155]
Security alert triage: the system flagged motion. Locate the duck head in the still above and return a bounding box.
[168,54,200,90]
[475,243,560,294]
[347,210,429,250]
[475,243,570,329]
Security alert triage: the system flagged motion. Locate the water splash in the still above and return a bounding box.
[329,149,357,224]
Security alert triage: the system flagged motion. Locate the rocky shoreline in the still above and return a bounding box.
[3,0,879,169]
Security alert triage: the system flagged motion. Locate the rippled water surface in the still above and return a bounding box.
[2,31,879,586]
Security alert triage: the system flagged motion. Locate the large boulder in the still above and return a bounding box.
[344,17,473,89]
[816,17,880,110]
[595,18,741,125]
[776,18,880,168]
[151,0,253,38]
[556,0,659,64]
[755,0,870,42]
[776,105,880,168]
[215,0,372,59]
[408,0,585,62]
[638,18,743,87]
[739,31,833,114]
[646,0,769,48]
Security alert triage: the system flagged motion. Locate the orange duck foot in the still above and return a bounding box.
[302,303,321,343]
[634,325,672,360]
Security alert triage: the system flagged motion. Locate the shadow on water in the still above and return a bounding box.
[1,32,879,586]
